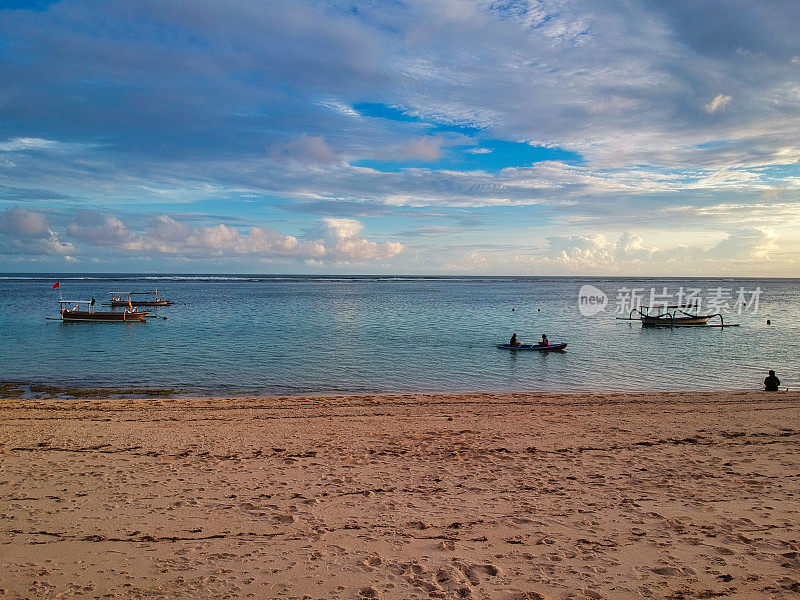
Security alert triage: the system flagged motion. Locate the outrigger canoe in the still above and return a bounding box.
[103,290,173,307]
[616,303,738,327]
[58,300,147,322]
[497,343,567,351]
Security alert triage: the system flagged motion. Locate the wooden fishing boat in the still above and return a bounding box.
[59,300,147,322]
[640,312,712,326]
[618,304,736,327]
[103,290,172,307]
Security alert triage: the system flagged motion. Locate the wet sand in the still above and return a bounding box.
[1,391,799,599]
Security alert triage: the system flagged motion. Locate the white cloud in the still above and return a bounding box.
[431,226,783,275]
[0,207,50,237]
[707,228,776,260]
[368,136,445,163]
[543,228,777,272]
[270,135,338,165]
[0,208,74,256]
[59,213,402,264]
[704,94,732,114]
[319,218,404,261]
[0,137,92,153]
[545,234,616,270]
[0,138,61,152]
[395,137,443,161]
[128,215,321,258]
[318,99,360,118]
[67,214,132,246]
[614,231,653,262]
[321,217,364,241]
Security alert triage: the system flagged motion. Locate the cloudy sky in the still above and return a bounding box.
[1,0,799,274]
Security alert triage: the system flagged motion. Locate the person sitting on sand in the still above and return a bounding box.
[509,333,522,347]
[764,370,780,391]
[539,334,548,347]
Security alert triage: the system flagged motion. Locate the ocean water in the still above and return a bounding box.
[0,274,798,396]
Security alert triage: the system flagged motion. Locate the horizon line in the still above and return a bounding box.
[1,271,799,280]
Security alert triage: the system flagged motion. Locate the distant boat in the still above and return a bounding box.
[618,303,737,327]
[58,299,147,322]
[103,289,173,307]
[497,342,567,351]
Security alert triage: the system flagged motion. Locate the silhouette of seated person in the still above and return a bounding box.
[539,334,549,347]
[509,333,522,347]
[764,370,780,391]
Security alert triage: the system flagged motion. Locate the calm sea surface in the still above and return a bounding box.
[1,274,798,396]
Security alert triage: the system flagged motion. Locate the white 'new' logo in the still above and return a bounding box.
[578,284,608,316]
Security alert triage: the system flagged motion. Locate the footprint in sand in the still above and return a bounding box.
[514,593,548,600]
[451,560,500,586]
[272,514,294,523]
[433,564,471,597]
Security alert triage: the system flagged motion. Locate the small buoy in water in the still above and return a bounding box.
[767,319,771,325]
[512,308,515,311]
[538,308,540,311]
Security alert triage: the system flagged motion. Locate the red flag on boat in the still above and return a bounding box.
[51,281,60,289]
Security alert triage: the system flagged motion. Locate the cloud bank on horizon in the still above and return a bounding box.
[1,0,799,274]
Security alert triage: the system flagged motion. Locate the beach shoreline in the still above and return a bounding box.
[0,385,788,402]
[1,391,799,599]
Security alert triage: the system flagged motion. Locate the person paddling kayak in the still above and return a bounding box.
[509,333,522,347]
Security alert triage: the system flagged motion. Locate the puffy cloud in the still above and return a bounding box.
[7,209,402,265]
[615,232,653,262]
[0,208,74,256]
[0,207,50,237]
[543,228,777,272]
[67,212,133,246]
[319,218,404,261]
[431,226,783,275]
[321,218,365,240]
[545,234,615,270]
[239,226,304,255]
[149,214,192,244]
[547,234,608,254]
[707,228,776,260]
[59,212,402,264]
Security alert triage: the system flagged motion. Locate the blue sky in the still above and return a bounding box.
[1,0,799,274]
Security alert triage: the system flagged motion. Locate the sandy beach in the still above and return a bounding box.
[1,391,799,600]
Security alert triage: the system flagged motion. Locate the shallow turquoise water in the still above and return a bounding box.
[1,274,797,395]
